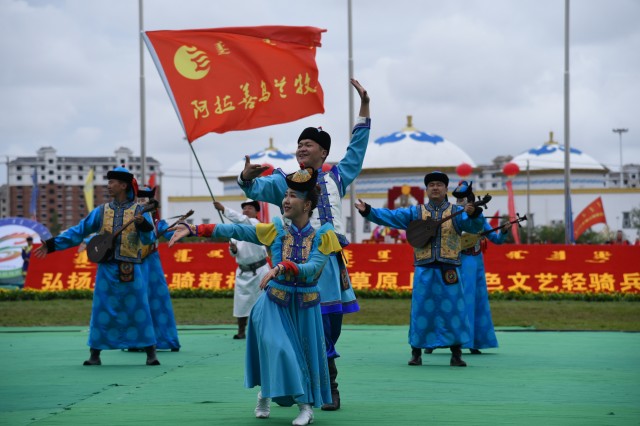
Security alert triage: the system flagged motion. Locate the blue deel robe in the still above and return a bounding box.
[460,221,506,350]
[365,201,485,349]
[142,219,180,350]
[51,201,156,350]
[207,217,338,408]
[238,117,371,358]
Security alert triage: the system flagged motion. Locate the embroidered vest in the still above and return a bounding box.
[100,202,143,263]
[414,203,462,266]
[266,225,321,309]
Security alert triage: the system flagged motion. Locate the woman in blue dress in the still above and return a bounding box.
[170,165,337,426]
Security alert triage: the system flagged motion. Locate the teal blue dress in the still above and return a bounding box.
[206,217,337,408]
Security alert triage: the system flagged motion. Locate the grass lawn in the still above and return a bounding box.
[1,298,639,331]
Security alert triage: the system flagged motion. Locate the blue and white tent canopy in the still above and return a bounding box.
[224,138,299,177]
[362,116,475,170]
[511,132,606,171]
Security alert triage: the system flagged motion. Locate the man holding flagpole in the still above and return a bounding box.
[238,78,370,411]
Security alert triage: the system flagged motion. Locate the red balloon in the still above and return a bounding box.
[321,163,332,172]
[502,162,520,177]
[456,163,473,177]
[261,163,274,176]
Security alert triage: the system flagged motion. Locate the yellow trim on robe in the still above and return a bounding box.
[319,230,342,255]
[256,223,278,246]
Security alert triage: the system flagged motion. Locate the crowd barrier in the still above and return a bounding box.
[24,243,640,293]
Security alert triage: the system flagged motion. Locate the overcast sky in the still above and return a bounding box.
[1,0,639,201]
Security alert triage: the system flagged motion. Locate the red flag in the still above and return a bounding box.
[489,210,500,229]
[147,173,157,188]
[143,26,326,142]
[573,197,607,240]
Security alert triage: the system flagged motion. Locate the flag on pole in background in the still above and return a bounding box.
[29,168,38,221]
[143,26,326,142]
[489,210,500,229]
[83,168,95,213]
[573,197,607,241]
[148,172,157,189]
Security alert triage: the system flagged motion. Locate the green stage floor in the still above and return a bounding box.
[1,326,638,425]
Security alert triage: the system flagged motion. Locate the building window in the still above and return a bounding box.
[363,220,371,233]
[16,175,22,181]
[202,218,210,224]
[66,176,72,180]
[48,170,54,175]
[48,159,54,164]
[622,212,631,229]
[16,166,22,171]
[149,166,155,171]
[65,165,71,170]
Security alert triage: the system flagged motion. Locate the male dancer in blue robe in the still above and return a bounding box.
[34,167,159,366]
[355,171,486,367]
[237,78,370,410]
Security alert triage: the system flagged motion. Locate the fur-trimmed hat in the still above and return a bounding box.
[240,199,260,212]
[424,171,449,187]
[298,127,331,153]
[286,163,318,192]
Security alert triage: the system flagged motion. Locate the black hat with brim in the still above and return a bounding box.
[424,171,449,187]
[107,169,134,184]
[241,200,260,212]
[137,187,156,198]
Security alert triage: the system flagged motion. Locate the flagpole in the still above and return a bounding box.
[186,140,225,223]
[139,0,147,186]
[347,0,357,243]
[563,0,572,244]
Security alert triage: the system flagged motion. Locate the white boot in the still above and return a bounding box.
[292,403,314,425]
[255,391,271,419]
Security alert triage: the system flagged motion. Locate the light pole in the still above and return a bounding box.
[612,128,628,188]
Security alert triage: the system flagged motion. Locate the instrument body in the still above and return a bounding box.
[406,194,492,249]
[87,200,159,263]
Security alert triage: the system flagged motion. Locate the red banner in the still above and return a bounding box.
[24,243,640,293]
[143,26,326,141]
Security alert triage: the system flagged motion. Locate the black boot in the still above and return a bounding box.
[145,345,160,366]
[83,348,102,366]
[321,357,340,411]
[408,347,422,366]
[450,345,467,367]
[233,317,247,339]
[469,348,482,355]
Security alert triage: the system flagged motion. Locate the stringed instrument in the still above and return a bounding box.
[406,194,492,249]
[460,213,528,250]
[87,199,159,263]
[158,209,194,239]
